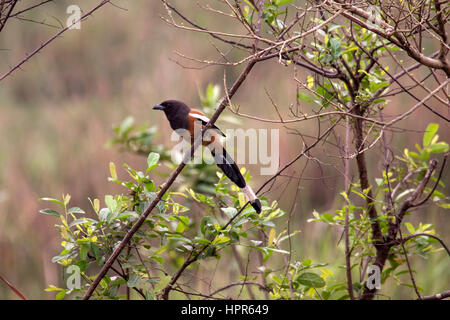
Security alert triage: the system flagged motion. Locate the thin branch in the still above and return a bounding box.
[344,113,355,300]
[210,281,270,296]
[9,0,53,18]
[397,233,450,256]
[0,274,26,300]
[420,290,450,300]
[398,229,422,299]
[0,0,111,82]
[0,0,17,33]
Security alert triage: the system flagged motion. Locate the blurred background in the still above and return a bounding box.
[0,0,448,299]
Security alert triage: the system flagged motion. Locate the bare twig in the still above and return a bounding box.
[0,274,26,300]
[420,290,450,300]
[0,0,111,82]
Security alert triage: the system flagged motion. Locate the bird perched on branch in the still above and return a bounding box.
[153,100,262,214]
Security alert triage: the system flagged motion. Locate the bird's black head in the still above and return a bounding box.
[153,100,191,130]
[153,100,190,116]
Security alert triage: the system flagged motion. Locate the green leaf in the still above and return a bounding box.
[109,162,117,180]
[127,274,141,288]
[340,191,350,203]
[55,290,66,300]
[175,215,189,234]
[200,216,213,235]
[429,142,449,154]
[79,243,89,261]
[266,247,290,255]
[68,207,85,215]
[45,285,64,292]
[147,152,160,172]
[69,218,88,228]
[323,212,334,223]
[297,92,313,103]
[275,0,293,6]
[328,24,344,32]
[99,208,110,222]
[115,211,139,220]
[423,123,438,147]
[212,236,231,245]
[39,197,64,206]
[52,253,71,263]
[221,207,237,218]
[39,209,61,217]
[105,195,117,214]
[371,81,389,92]
[193,237,211,245]
[296,272,326,288]
[119,116,134,135]
[328,37,341,60]
[405,222,415,234]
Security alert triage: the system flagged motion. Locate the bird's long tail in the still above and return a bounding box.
[211,147,262,214]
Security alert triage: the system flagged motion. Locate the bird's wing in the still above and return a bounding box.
[188,110,226,137]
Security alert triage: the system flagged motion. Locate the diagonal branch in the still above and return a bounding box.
[0,0,111,82]
[0,0,18,33]
[0,273,27,300]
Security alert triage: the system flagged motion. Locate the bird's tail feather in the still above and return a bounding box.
[241,184,262,214]
[211,148,262,214]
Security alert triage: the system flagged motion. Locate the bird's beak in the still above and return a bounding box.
[152,104,165,111]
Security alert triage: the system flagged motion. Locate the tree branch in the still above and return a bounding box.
[0,0,111,82]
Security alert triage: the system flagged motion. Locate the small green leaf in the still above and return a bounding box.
[105,195,117,214]
[147,152,160,172]
[79,243,89,261]
[69,218,88,227]
[429,142,449,154]
[39,197,64,206]
[212,236,231,245]
[55,290,66,300]
[119,116,134,135]
[323,212,334,223]
[51,253,71,263]
[109,162,117,180]
[68,207,85,215]
[328,37,341,60]
[175,216,189,234]
[328,24,344,32]
[296,272,326,288]
[340,191,350,203]
[423,123,438,147]
[302,258,312,266]
[39,209,61,217]
[127,274,141,288]
[200,216,213,235]
[45,285,64,292]
[405,222,415,234]
[297,92,313,103]
[275,0,293,6]
[221,207,237,218]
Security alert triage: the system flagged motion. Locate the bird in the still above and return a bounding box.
[153,100,262,214]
